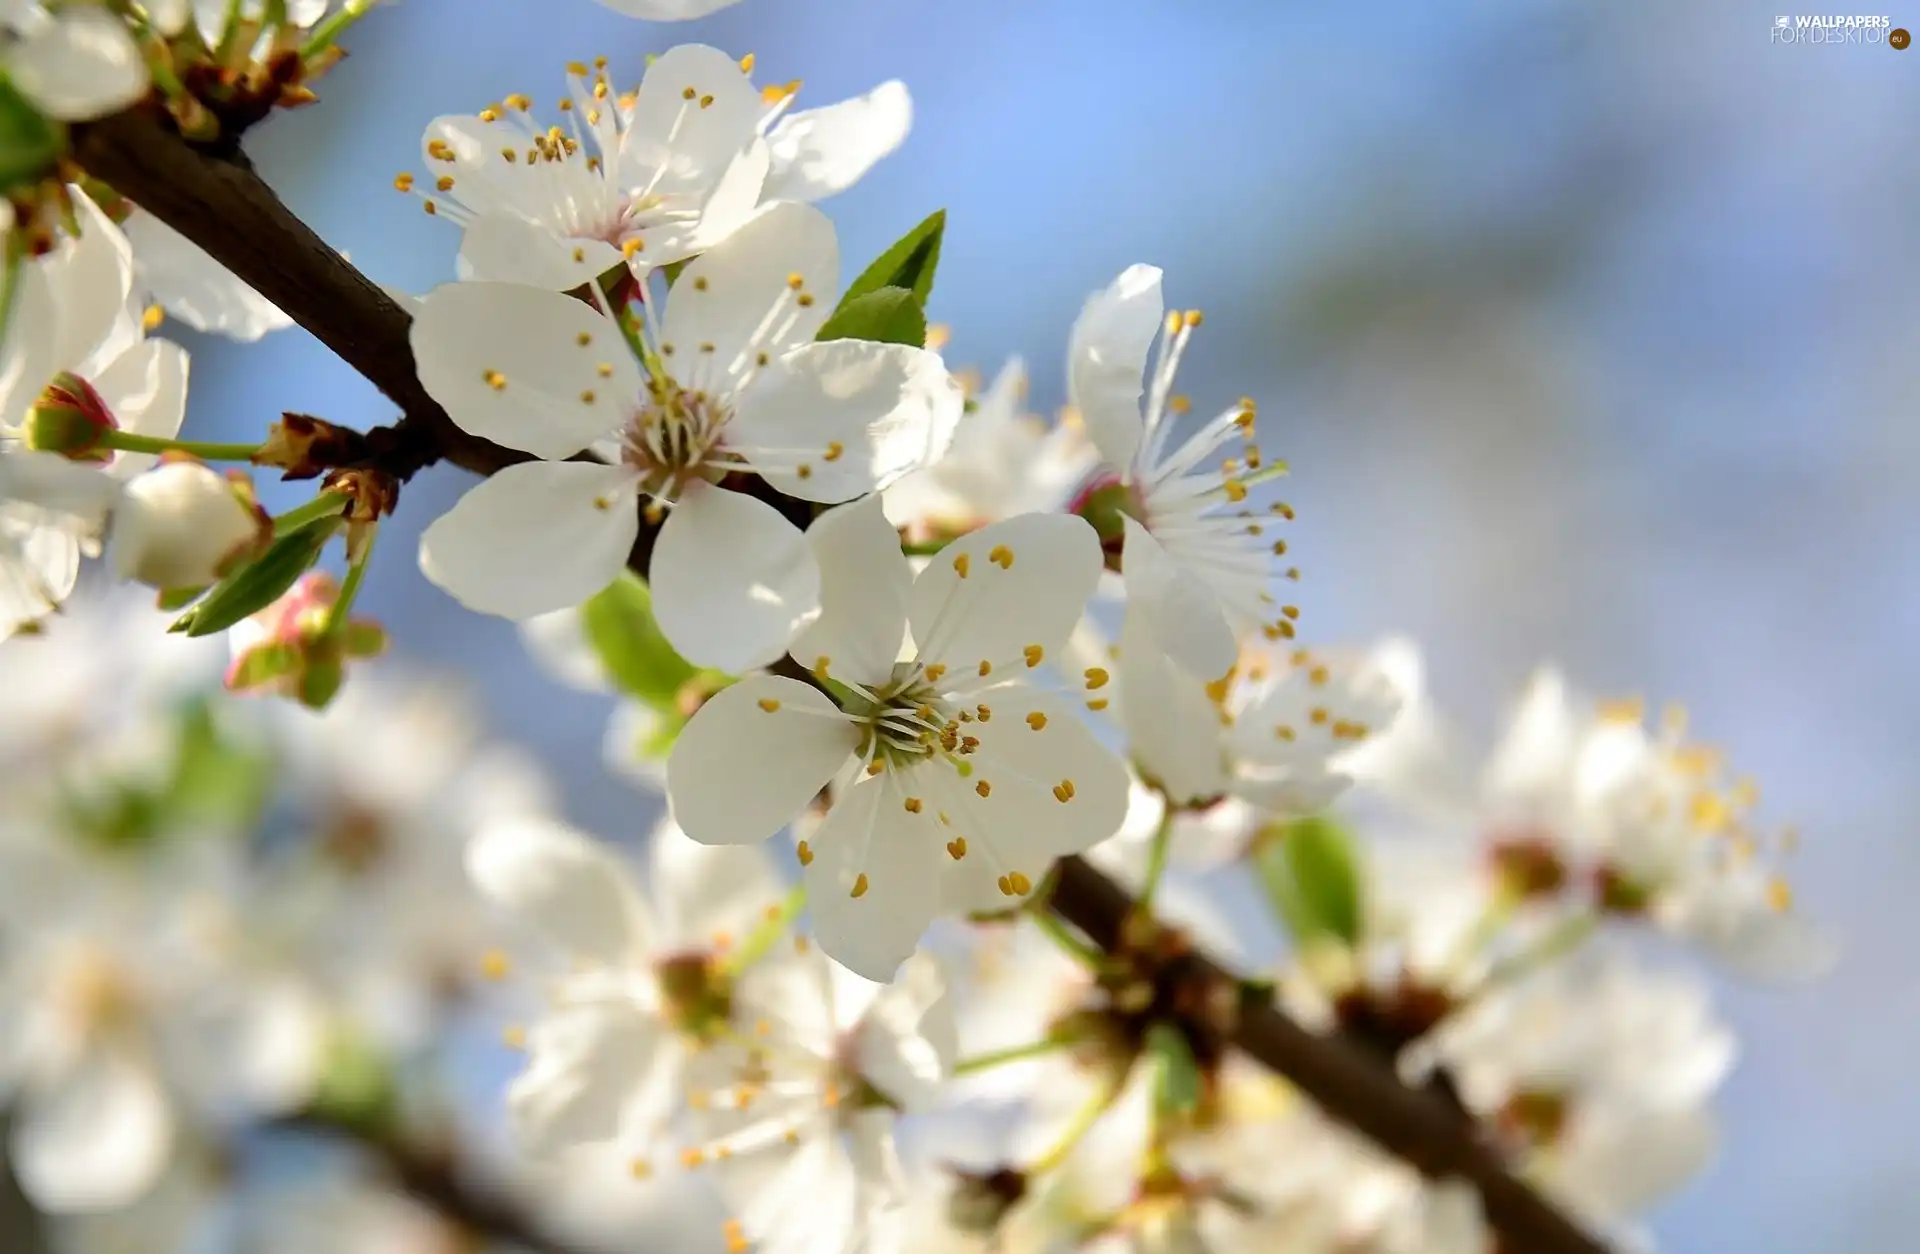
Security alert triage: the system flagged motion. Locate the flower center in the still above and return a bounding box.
[838,662,964,768]
[1068,474,1138,573]
[620,379,732,498]
[656,951,734,1044]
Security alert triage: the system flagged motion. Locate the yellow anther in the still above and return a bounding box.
[566,61,590,76]
[598,362,615,377]
[504,93,531,111]
[580,390,596,404]
[904,797,923,814]
[850,873,869,898]
[1597,697,1646,725]
[797,464,813,480]
[682,86,697,100]
[1308,663,1329,684]
[823,441,844,462]
[1052,780,1075,803]
[1169,394,1192,415]
[739,52,757,72]
[996,875,1013,896]
[953,552,970,578]
[1271,501,1296,519]
[1026,711,1048,730]
[576,331,592,346]
[797,293,815,307]
[796,840,814,866]
[1223,479,1248,503]
[865,761,884,776]
[758,698,781,713]
[392,172,415,192]
[681,1148,706,1168]
[435,174,455,192]
[923,663,947,682]
[1084,667,1111,690]
[1163,311,1182,336]
[1183,309,1204,328]
[483,369,507,391]
[428,139,454,161]
[1008,872,1032,894]
[1023,644,1044,667]
[946,838,967,860]
[622,237,647,258]
[1087,698,1110,711]
[140,304,164,332]
[501,1025,527,1050]
[479,108,500,123]
[629,1157,653,1180]
[480,949,511,980]
[422,200,439,216]
[1275,725,1297,741]
[975,704,992,722]
[975,780,992,798]
[784,1129,801,1146]
[988,544,1014,568]
[1767,877,1793,912]
[1272,539,1289,556]
[761,79,801,103]
[977,660,992,677]
[699,94,715,109]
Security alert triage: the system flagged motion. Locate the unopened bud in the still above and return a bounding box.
[113,460,272,591]
[1067,476,1135,571]
[226,572,388,708]
[24,372,116,461]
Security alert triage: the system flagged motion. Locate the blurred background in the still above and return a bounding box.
[13,0,1918,1248]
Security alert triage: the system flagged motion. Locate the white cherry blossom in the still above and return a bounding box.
[123,211,292,342]
[1067,264,1296,680]
[412,199,961,670]
[668,500,1129,980]
[0,449,120,641]
[883,358,1098,540]
[1,2,149,122]
[466,813,789,1156]
[408,46,773,290]
[678,948,954,1254]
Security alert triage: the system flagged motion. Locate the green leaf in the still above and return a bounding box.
[307,1026,399,1140]
[579,571,700,706]
[0,78,65,189]
[816,286,926,348]
[1145,1023,1202,1119]
[1254,815,1365,947]
[172,516,337,637]
[839,210,945,311]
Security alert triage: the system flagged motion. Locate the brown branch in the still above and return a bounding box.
[72,107,1607,1254]
[271,1114,599,1254]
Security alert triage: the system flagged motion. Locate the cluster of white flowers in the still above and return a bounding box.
[0,2,1837,1253]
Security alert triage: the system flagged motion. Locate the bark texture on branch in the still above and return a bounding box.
[70,107,1608,1254]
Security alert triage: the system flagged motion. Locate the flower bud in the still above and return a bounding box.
[226,572,387,709]
[1067,475,1134,571]
[113,460,272,592]
[23,372,115,462]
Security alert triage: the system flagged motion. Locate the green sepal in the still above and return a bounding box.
[839,209,945,311]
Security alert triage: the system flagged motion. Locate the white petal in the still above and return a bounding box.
[681,137,774,258]
[457,213,625,290]
[964,686,1132,859]
[761,81,913,203]
[791,495,912,688]
[411,282,636,459]
[649,815,789,947]
[1553,1108,1717,1220]
[519,606,609,692]
[1067,263,1162,470]
[668,675,857,846]
[592,0,742,15]
[90,340,190,478]
[661,201,838,374]
[509,1000,665,1158]
[10,8,149,121]
[649,483,821,672]
[855,952,954,1111]
[42,193,135,373]
[908,513,1103,672]
[1482,668,1577,804]
[1120,516,1236,681]
[12,1046,171,1213]
[1117,606,1231,803]
[123,211,291,341]
[0,520,81,641]
[0,264,58,431]
[0,449,121,524]
[804,775,942,982]
[419,461,639,619]
[467,817,652,964]
[733,341,963,503]
[623,45,765,197]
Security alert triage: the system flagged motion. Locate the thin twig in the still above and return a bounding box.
[71,104,1608,1254]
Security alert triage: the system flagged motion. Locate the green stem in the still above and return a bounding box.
[300,0,374,60]
[101,430,262,461]
[899,537,952,556]
[723,884,806,974]
[1027,1072,1124,1176]
[272,491,351,538]
[1138,803,1176,912]
[953,1033,1070,1077]
[1032,907,1105,970]
[325,545,371,636]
